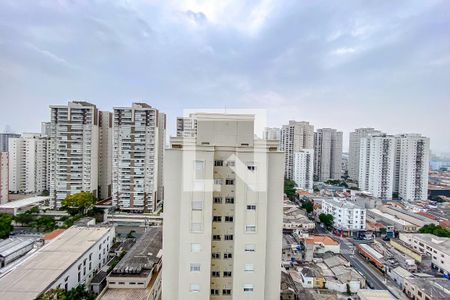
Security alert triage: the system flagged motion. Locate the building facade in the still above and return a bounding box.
[348,128,382,181]
[176,116,198,138]
[8,133,49,194]
[280,121,314,180]
[0,133,21,153]
[359,134,396,200]
[314,128,343,181]
[163,113,284,300]
[262,127,281,141]
[112,103,165,212]
[0,153,8,204]
[98,111,112,200]
[394,134,430,201]
[321,198,366,233]
[293,150,314,191]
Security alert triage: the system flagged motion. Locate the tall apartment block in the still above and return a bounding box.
[0,152,8,204]
[163,113,284,300]
[293,149,314,191]
[0,133,21,152]
[112,103,165,212]
[98,111,112,200]
[314,128,343,181]
[8,133,49,194]
[177,116,198,137]
[262,127,281,141]
[280,121,314,179]
[348,128,382,181]
[394,134,430,201]
[359,134,396,200]
[49,101,104,207]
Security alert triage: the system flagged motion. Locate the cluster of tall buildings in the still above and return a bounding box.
[265,124,430,201]
[349,129,430,201]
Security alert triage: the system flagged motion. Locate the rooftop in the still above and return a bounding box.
[409,233,450,254]
[405,278,450,299]
[303,235,339,246]
[0,226,113,300]
[0,196,49,209]
[368,209,415,226]
[41,229,65,241]
[322,197,363,209]
[0,238,34,258]
[357,289,395,300]
[111,227,162,277]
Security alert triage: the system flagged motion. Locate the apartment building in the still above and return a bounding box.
[359,134,396,200]
[403,277,450,300]
[98,112,112,200]
[0,133,20,153]
[280,121,314,180]
[348,128,382,181]
[394,134,430,201]
[399,233,450,275]
[314,128,343,181]
[112,103,165,212]
[8,133,49,194]
[176,116,198,137]
[49,101,112,207]
[262,127,281,141]
[321,198,366,233]
[0,225,115,300]
[0,153,8,204]
[293,149,314,191]
[163,113,284,300]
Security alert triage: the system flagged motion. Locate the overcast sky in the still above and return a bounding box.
[0,0,449,152]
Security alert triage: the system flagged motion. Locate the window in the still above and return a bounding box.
[223,289,231,295]
[214,179,223,185]
[191,243,201,252]
[244,264,254,272]
[214,160,223,167]
[212,252,220,259]
[224,235,233,240]
[246,205,256,210]
[245,225,256,232]
[243,284,254,292]
[247,165,256,171]
[213,216,222,222]
[225,179,234,185]
[245,244,256,252]
[225,197,234,204]
[225,216,234,222]
[190,263,201,272]
[190,284,200,292]
[223,271,232,277]
[191,223,203,232]
[211,289,220,295]
[192,201,203,210]
[211,271,220,277]
[213,235,221,241]
[213,197,222,204]
[227,161,235,167]
[224,253,233,259]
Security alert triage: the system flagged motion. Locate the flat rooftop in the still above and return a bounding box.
[0,196,49,209]
[406,278,450,299]
[369,209,415,226]
[0,226,113,300]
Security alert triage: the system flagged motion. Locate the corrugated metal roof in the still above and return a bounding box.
[0,238,34,258]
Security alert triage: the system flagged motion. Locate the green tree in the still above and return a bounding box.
[14,213,34,226]
[284,179,297,200]
[419,224,450,238]
[0,213,13,238]
[35,216,56,232]
[62,192,96,215]
[66,285,96,300]
[302,201,314,214]
[36,288,66,300]
[319,213,334,228]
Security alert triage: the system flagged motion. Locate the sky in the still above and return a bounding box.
[0,0,449,153]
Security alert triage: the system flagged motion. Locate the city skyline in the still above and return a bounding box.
[0,1,449,152]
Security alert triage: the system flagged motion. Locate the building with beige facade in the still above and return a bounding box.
[0,153,8,204]
[348,128,382,181]
[163,113,284,300]
[112,103,165,212]
[314,128,343,181]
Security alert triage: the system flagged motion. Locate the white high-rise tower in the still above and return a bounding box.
[348,128,382,181]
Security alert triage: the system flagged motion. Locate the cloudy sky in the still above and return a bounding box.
[0,0,449,152]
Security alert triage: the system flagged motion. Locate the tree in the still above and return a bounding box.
[302,201,314,214]
[14,213,33,226]
[62,192,96,215]
[319,213,334,228]
[419,224,450,238]
[66,285,96,300]
[284,179,297,200]
[35,216,56,232]
[346,283,352,295]
[36,288,66,300]
[0,213,13,238]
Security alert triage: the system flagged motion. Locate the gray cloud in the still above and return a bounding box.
[0,0,448,152]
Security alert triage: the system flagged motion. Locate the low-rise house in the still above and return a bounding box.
[302,235,340,254]
[283,207,315,232]
[99,227,162,300]
[299,267,324,289]
[357,289,395,300]
[320,253,366,293]
[403,277,450,300]
[387,266,412,289]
